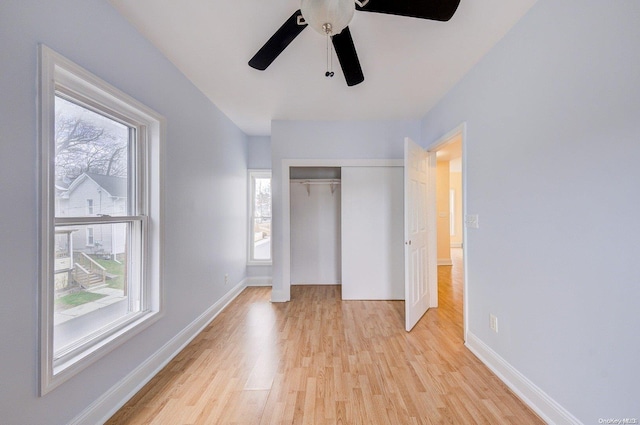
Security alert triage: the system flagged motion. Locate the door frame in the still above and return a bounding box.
[275,159,403,302]
[427,122,468,342]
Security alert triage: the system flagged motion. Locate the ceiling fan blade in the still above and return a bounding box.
[249,10,307,71]
[332,27,364,87]
[356,0,460,22]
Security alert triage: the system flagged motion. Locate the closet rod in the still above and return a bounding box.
[291,179,341,196]
[291,179,341,185]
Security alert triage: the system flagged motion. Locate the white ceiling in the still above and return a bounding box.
[108,0,537,136]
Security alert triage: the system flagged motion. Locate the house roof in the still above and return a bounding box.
[85,173,128,198]
[64,173,128,198]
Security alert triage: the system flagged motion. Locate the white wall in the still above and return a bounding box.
[421,0,640,422]
[0,1,248,424]
[270,120,420,300]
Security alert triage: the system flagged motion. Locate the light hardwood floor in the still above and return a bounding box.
[106,250,543,424]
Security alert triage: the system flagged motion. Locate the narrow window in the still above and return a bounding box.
[248,170,272,264]
[86,227,94,246]
[450,189,455,236]
[39,46,164,393]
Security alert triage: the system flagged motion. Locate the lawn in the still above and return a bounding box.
[93,257,125,290]
[55,291,107,311]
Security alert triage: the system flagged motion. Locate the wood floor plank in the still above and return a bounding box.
[106,249,543,424]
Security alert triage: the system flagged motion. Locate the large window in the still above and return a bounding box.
[248,170,271,264]
[39,46,164,394]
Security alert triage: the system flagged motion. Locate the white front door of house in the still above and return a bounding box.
[404,137,434,331]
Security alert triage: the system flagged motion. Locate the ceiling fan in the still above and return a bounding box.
[248,0,461,86]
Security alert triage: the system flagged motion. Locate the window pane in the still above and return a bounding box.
[253,217,271,260]
[53,223,141,355]
[55,96,130,217]
[251,175,271,262]
[253,177,271,218]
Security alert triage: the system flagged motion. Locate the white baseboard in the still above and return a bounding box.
[70,280,247,425]
[438,258,453,266]
[271,288,289,303]
[465,332,582,425]
[245,276,272,287]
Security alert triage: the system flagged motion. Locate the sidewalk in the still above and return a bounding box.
[54,287,126,325]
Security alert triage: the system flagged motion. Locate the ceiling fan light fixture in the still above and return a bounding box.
[300,0,355,36]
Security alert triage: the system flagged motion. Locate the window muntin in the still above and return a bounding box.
[248,171,271,263]
[39,45,163,394]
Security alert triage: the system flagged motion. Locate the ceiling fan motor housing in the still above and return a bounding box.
[300,0,355,35]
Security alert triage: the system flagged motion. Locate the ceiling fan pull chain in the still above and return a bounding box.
[323,23,335,78]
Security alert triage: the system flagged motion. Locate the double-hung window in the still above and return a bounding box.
[248,170,272,264]
[39,46,164,393]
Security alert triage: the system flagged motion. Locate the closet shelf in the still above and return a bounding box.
[291,179,341,196]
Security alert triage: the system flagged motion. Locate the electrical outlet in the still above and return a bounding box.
[224,274,229,285]
[490,314,498,333]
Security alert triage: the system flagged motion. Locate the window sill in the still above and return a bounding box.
[247,261,272,266]
[43,308,162,395]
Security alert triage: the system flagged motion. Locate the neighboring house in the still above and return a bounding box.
[57,172,127,259]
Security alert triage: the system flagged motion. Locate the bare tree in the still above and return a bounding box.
[55,114,128,182]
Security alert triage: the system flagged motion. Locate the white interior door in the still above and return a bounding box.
[404,137,434,331]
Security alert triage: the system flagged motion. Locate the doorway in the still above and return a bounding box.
[430,124,467,340]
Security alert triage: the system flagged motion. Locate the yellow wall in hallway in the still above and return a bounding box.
[436,161,451,264]
[450,171,463,247]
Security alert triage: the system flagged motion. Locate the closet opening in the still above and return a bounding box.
[289,167,342,288]
[277,159,404,303]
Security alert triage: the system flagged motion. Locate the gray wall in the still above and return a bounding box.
[247,136,272,169]
[0,0,248,424]
[421,0,640,422]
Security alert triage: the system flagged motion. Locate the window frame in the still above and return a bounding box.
[38,45,165,394]
[247,170,272,265]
